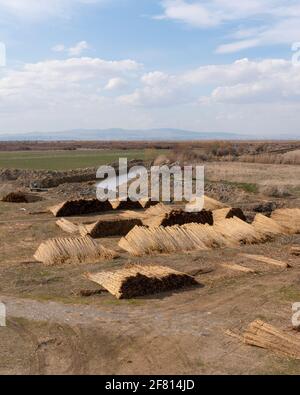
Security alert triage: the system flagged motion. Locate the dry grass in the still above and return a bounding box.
[205,161,300,189]
[237,150,300,165]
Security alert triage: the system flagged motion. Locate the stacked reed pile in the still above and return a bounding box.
[143,209,213,227]
[34,236,117,265]
[86,264,198,299]
[252,213,289,237]
[244,320,300,359]
[2,192,28,203]
[49,199,113,217]
[271,208,300,234]
[139,198,159,209]
[56,218,79,234]
[79,218,143,238]
[291,246,300,256]
[118,217,258,256]
[144,203,173,216]
[185,196,228,212]
[213,207,247,223]
[109,199,143,210]
[213,217,268,246]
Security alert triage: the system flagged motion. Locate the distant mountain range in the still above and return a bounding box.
[0,128,245,141]
[0,128,297,141]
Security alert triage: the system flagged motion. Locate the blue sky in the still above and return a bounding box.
[0,0,300,137]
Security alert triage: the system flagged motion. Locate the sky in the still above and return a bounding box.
[0,0,300,138]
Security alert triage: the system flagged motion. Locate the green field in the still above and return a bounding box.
[0,149,166,170]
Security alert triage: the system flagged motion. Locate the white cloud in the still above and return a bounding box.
[119,58,300,108]
[1,55,300,137]
[154,0,220,28]
[51,41,90,56]
[68,41,90,56]
[105,77,127,91]
[157,0,300,53]
[0,57,141,114]
[216,40,260,54]
[119,71,191,107]
[0,0,105,20]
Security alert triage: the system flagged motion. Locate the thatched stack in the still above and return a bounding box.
[213,208,247,223]
[144,203,173,216]
[109,199,143,210]
[252,213,288,237]
[56,218,79,234]
[119,225,206,256]
[291,246,300,256]
[204,196,228,210]
[34,236,117,265]
[86,264,198,299]
[213,217,267,246]
[271,209,300,234]
[139,198,159,209]
[79,218,143,238]
[143,209,213,228]
[244,320,300,359]
[49,199,113,217]
[119,210,146,220]
[119,221,234,256]
[1,191,28,203]
[186,196,228,212]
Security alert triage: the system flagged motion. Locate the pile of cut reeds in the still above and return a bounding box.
[244,319,300,359]
[49,199,113,217]
[34,236,117,265]
[271,208,300,234]
[86,264,198,299]
[80,218,143,238]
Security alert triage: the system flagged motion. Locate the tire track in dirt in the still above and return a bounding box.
[8,318,46,375]
[31,322,90,375]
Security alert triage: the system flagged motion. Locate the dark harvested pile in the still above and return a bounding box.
[110,199,143,210]
[213,207,247,223]
[49,199,113,217]
[86,264,199,299]
[80,218,143,238]
[2,192,28,203]
[143,209,213,227]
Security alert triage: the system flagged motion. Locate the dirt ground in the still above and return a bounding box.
[1,165,300,375]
